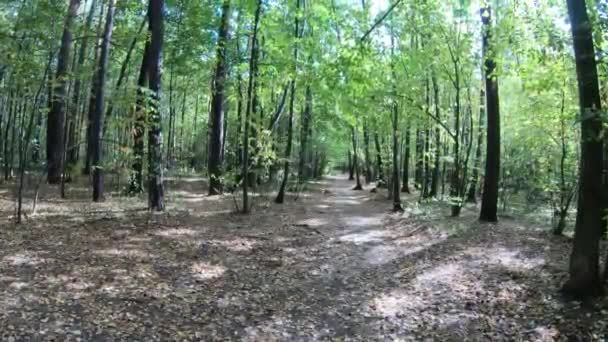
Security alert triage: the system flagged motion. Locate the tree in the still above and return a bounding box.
[91,0,116,202]
[562,0,604,298]
[276,0,301,204]
[479,4,500,222]
[47,0,81,184]
[208,0,232,195]
[242,0,263,213]
[147,0,166,211]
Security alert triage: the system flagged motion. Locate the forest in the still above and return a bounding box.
[0,0,607,339]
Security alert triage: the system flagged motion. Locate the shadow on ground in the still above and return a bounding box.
[0,174,606,341]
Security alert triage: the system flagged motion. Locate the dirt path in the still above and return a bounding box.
[0,175,605,340]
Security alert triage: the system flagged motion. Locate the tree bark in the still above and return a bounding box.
[129,42,151,194]
[298,85,313,183]
[467,88,485,203]
[429,72,441,197]
[242,0,263,213]
[401,123,410,193]
[563,0,603,298]
[48,0,81,184]
[352,126,363,190]
[208,0,231,195]
[479,5,501,223]
[374,131,385,187]
[91,0,115,202]
[147,0,166,211]
[363,124,372,183]
[276,0,301,204]
[68,0,97,168]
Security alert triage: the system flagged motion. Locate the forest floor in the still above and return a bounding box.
[0,174,607,341]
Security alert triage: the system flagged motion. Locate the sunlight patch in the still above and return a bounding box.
[207,238,256,252]
[154,228,199,238]
[191,262,225,280]
[94,248,148,259]
[4,252,46,266]
[343,215,382,227]
[340,229,389,244]
[370,289,425,317]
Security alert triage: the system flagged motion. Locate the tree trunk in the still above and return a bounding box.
[374,132,385,187]
[147,0,166,211]
[83,2,106,176]
[68,0,97,168]
[401,123,410,193]
[298,85,312,183]
[467,88,485,203]
[208,0,231,195]
[129,42,151,195]
[415,126,423,189]
[91,0,115,202]
[276,0,301,204]
[479,6,501,223]
[363,124,372,183]
[48,0,81,184]
[242,0,263,213]
[352,126,363,190]
[563,0,604,298]
[430,72,441,197]
[348,151,354,180]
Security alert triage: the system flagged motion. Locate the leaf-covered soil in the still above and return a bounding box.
[0,175,607,341]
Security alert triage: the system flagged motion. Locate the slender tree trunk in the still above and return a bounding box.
[4,90,15,180]
[363,124,372,183]
[390,31,402,210]
[415,126,423,189]
[374,131,385,186]
[348,151,354,180]
[68,0,97,168]
[401,123,410,193]
[467,88,485,203]
[479,6,501,223]
[298,85,312,183]
[91,0,115,202]
[48,0,81,184]
[84,3,105,176]
[147,0,166,211]
[563,0,603,297]
[352,126,363,190]
[276,0,301,204]
[190,95,200,169]
[208,0,231,195]
[430,72,441,197]
[242,0,262,213]
[450,71,462,217]
[104,18,147,129]
[129,42,151,194]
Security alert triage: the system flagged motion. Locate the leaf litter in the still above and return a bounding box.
[0,175,606,340]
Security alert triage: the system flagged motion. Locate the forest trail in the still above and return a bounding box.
[0,175,605,340]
